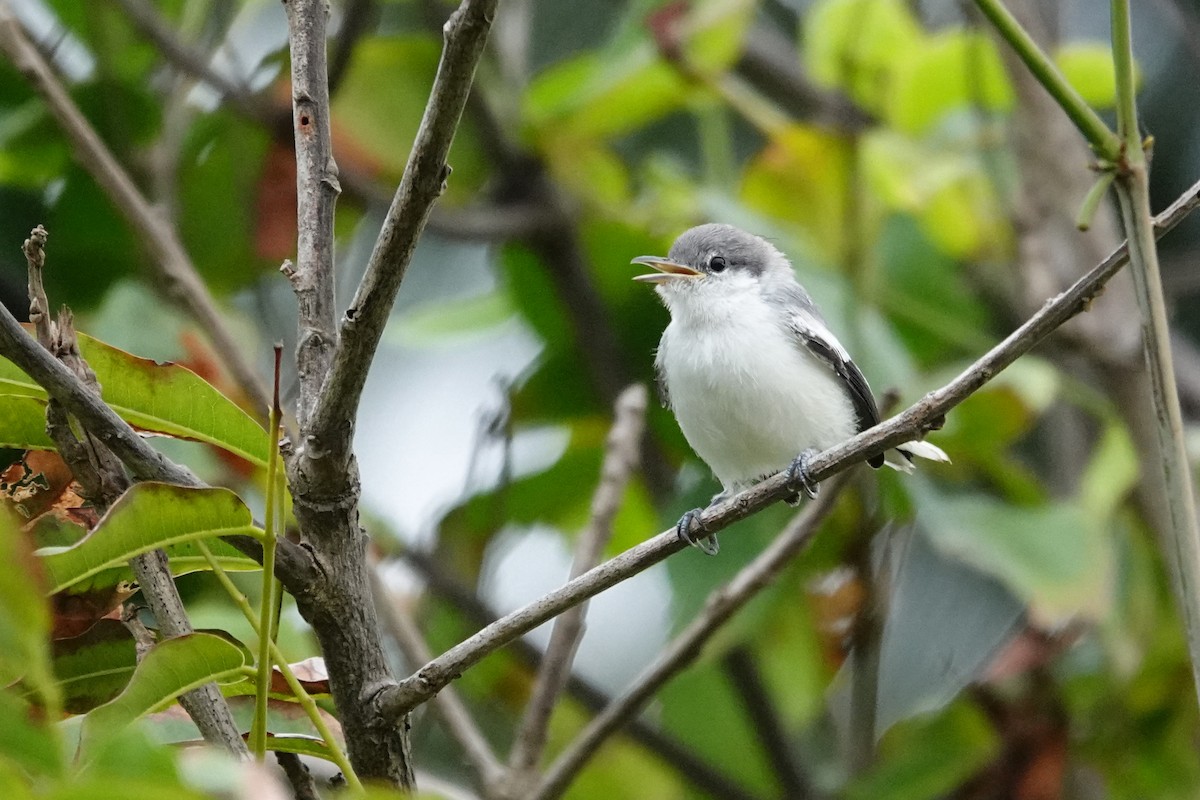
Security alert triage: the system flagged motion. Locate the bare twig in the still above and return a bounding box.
[0,4,271,416]
[303,0,498,474]
[21,228,247,756]
[504,385,647,793]
[284,0,340,427]
[370,176,1200,723]
[531,478,849,800]
[723,647,815,799]
[371,567,505,788]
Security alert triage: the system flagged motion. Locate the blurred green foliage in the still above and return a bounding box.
[0,0,1197,798]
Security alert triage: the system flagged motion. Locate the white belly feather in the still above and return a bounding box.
[658,291,857,490]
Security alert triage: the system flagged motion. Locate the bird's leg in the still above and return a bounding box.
[676,505,720,556]
[783,448,821,504]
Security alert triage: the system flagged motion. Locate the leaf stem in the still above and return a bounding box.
[252,350,284,760]
[972,0,1120,159]
[196,540,363,792]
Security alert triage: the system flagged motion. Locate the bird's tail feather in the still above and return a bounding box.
[884,440,950,473]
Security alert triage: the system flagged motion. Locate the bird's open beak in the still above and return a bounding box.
[631,256,702,283]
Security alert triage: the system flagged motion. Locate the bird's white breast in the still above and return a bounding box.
[657,283,857,490]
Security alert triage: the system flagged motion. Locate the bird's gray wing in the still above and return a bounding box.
[781,299,885,469]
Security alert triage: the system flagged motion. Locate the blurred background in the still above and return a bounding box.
[3,0,1200,797]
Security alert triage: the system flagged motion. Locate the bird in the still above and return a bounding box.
[633,223,948,554]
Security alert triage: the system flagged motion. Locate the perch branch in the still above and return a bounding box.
[370,175,1200,723]
[532,478,848,800]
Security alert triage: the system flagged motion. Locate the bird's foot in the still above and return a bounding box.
[784,449,821,504]
[676,507,719,556]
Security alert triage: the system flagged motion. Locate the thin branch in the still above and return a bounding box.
[0,297,319,594]
[370,176,1200,723]
[370,567,505,788]
[531,478,849,800]
[108,0,253,105]
[396,548,764,800]
[723,647,816,799]
[1108,0,1200,708]
[305,0,498,472]
[328,0,378,94]
[0,4,271,416]
[505,385,647,790]
[284,0,340,428]
[275,751,321,800]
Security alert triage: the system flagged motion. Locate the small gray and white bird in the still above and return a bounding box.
[634,223,948,554]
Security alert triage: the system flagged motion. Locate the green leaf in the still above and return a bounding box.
[0,331,268,467]
[261,733,337,763]
[846,701,998,800]
[79,633,246,753]
[0,509,57,709]
[391,290,518,345]
[1079,421,1139,522]
[913,482,1114,625]
[0,394,54,450]
[1056,41,1135,109]
[51,619,137,714]
[804,0,923,113]
[0,680,63,778]
[888,31,1013,134]
[38,483,262,594]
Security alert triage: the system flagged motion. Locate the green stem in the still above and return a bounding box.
[973,0,1120,160]
[251,422,281,761]
[196,540,363,791]
[1108,0,1200,710]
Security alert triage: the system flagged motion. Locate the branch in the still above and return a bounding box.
[722,647,816,799]
[370,567,505,788]
[0,4,271,416]
[369,176,1200,723]
[0,298,318,594]
[395,548,764,800]
[1108,0,1200,707]
[531,478,849,800]
[283,0,340,427]
[505,385,647,790]
[304,0,498,472]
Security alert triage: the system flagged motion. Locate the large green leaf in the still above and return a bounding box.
[79,633,246,753]
[0,509,57,709]
[0,331,268,466]
[0,394,54,450]
[888,30,1013,134]
[38,483,262,594]
[51,619,137,714]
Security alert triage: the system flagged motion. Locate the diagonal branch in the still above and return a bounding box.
[303,0,498,474]
[504,384,647,792]
[0,4,271,416]
[369,176,1200,723]
[532,478,849,800]
[0,299,318,594]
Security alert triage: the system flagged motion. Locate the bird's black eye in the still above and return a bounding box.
[709,255,727,273]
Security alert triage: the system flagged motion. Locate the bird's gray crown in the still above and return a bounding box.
[666,223,784,277]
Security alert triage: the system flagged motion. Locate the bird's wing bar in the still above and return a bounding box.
[787,314,886,469]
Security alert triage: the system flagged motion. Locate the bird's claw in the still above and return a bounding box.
[676,507,719,556]
[784,448,821,502]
